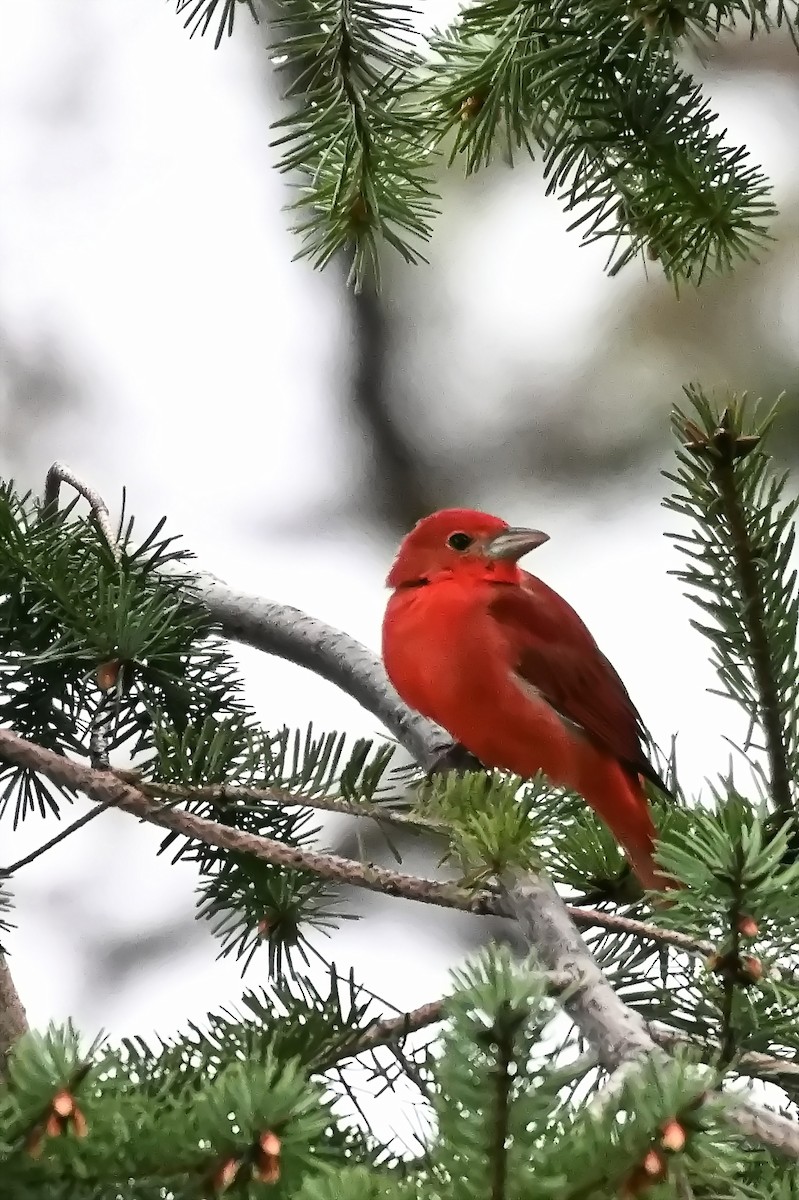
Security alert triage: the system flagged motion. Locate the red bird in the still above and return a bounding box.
[382,508,672,892]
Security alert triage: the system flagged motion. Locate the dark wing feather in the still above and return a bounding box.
[489,573,669,792]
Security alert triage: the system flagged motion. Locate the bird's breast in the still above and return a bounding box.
[382,581,579,785]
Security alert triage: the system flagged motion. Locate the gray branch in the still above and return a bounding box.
[504,871,799,1155]
[184,568,455,770]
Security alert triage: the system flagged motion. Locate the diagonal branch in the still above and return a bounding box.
[0,729,500,917]
[503,871,799,1157]
[6,745,716,960]
[180,565,463,771]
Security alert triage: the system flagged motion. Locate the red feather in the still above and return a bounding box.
[491,572,666,790]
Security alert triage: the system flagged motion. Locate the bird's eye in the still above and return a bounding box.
[447,532,474,552]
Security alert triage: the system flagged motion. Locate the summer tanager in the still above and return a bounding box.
[381,508,672,892]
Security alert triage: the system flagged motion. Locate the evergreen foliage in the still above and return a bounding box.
[2,392,799,1195]
[171,0,796,287]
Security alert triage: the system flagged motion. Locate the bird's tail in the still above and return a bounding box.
[588,763,677,893]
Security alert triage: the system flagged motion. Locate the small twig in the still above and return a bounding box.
[40,464,123,772]
[1,799,120,877]
[675,1173,695,1200]
[0,955,28,1079]
[321,999,445,1070]
[89,692,115,771]
[490,1003,513,1200]
[42,462,121,563]
[0,729,500,917]
[719,890,743,1068]
[568,907,715,959]
[136,777,446,837]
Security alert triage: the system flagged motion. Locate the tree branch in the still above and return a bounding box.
[0,729,500,918]
[133,777,446,837]
[503,870,799,1157]
[121,778,724,956]
[706,420,793,821]
[42,461,121,562]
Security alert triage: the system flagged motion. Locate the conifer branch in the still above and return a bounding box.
[0,728,500,917]
[0,955,28,1080]
[502,871,799,1158]
[705,417,793,822]
[0,731,722,963]
[668,395,799,821]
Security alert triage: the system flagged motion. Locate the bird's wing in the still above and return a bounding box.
[488,573,668,791]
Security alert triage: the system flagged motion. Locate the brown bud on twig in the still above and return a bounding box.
[660,1119,686,1152]
[681,408,761,463]
[622,1147,669,1197]
[258,1131,281,1157]
[707,949,764,985]
[736,915,759,938]
[458,93,484,120]
[253,1129,281,1184]
[96,660,121,691]
[212,1156,240,1193]
[740,955,763,984]
[643,1148,667,1176]
[350,195,368,224]
[52,1090,75,1118]
[24,1089,89,1158]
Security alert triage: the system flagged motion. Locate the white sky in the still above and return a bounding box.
[1,0,798,1146]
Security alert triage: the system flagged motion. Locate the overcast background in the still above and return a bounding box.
[2,0,799,1144]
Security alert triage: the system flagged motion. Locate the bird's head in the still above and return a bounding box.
[386,508,549,588]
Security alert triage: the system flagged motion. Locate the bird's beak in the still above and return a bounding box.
[485,527,550,562]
